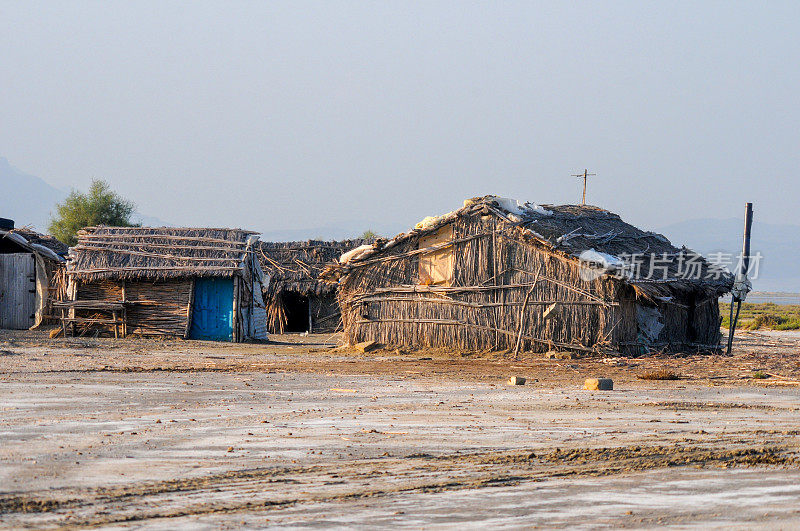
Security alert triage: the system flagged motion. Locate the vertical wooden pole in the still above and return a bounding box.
[232,276,240,342]
[582,170,587,205]
[120,280,127,338]
[726,202,754,355]
[185,279,195,339]
[491,225,499,350]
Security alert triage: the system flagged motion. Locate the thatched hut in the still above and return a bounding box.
[321,196,733,355]
[256,240,370,333]
[0,219,68,329]
[62,227,267,341]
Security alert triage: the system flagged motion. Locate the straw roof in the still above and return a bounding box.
[257,239,371,297]
[68,226,259,281]
[322,195,733,298]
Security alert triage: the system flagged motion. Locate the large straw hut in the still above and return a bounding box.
[63,227,267,341]
[321,196,733,356]
[257,239,370,333]
[0,218,68,329]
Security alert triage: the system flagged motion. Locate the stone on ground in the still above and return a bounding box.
[584,378,613,391]
[354,341,380,353]
[507,376,526,385]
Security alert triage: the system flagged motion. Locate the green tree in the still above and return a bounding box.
[359,229,379,240]
[49,180,138,246]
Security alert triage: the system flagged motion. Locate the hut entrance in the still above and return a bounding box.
[189,278,235,341]
[283,291,310,332]
[0,253,36,329]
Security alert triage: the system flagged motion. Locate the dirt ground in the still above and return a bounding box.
[1,329,799,528]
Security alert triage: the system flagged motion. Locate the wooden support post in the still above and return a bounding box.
[185,279,195,339]
[120,281,126,338]
[491,228,499,350]
[232,276,240,343]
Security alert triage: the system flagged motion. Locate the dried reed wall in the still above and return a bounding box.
[309,294,341,333]
[76,279,192,337]
[635,296,722,354]
[338,215,630,353]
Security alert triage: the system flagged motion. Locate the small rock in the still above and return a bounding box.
[507,376,526,385]
[584,378,613,391]
[227,446,234,452]
[354,340,380,353]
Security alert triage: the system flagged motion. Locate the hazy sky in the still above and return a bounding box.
[2,1,798,235]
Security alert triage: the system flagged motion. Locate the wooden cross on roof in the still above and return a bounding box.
[571,169,596,205]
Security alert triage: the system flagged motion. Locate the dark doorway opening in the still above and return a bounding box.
[283,291,309,332]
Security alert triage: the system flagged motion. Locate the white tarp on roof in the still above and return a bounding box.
[492,197,552,217]
[578,248,624,269]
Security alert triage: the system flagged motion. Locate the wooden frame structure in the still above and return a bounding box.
[64,227,268,341]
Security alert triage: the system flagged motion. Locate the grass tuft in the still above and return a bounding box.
[637,370,680,381]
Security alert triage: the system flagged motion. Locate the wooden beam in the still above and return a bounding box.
[72,245,243,262]
[78,232,251,246]
[185,279,195,339]
[67,266,240,275]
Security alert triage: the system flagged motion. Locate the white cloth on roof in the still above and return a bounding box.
[578,249,623,269]
[491,197,552,217]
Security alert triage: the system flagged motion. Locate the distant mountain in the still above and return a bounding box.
[0,156,170,232]
[0,156,66,232]
[658,218,800,293]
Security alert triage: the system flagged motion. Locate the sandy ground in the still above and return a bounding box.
[1,329,799,529]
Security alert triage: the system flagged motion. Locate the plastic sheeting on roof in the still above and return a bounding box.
[0,231,65,262]
[578,248,624,269]
[491,197,552,218]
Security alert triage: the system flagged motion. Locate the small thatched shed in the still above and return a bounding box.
[321,196,733,355]
[63,227,267,341]
[257,240,370,333]
[0,220,68,329]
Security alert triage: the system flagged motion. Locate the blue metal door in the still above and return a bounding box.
[190,278,234,341]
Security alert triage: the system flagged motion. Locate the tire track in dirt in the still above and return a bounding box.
[2,442,798,528]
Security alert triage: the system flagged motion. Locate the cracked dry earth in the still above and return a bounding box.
[1,330,799,528]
